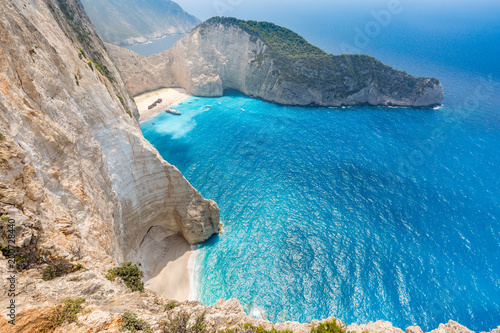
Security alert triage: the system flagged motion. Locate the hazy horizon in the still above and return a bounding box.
[172,0,499,78]
[176,0,500,22]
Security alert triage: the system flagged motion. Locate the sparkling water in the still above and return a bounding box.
[140,6,500,330]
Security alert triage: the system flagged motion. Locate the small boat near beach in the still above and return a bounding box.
[205,105,212,108]
[195,98,200,100]
[165,108,181,115]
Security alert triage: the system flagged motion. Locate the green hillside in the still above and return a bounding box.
[201,17,439,97]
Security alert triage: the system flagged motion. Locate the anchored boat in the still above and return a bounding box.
[165,108,181,115]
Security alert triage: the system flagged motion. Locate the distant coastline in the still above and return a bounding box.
[122,33,185,56]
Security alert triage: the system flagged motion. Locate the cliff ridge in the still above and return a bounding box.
[0,0,218,295]
[109,17,444,107]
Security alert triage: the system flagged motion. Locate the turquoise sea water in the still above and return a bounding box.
[141,7,500,332]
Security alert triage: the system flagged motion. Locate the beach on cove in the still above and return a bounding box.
[134,87,189,122]
[144,235,195,302]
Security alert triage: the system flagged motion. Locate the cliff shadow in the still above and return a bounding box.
[132,226,193,301]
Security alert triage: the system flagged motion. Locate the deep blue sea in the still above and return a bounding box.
[141,4,500,331]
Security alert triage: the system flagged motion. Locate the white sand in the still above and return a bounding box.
[134,88,194,301]
[134,88,189,122]
[145,234,193,301]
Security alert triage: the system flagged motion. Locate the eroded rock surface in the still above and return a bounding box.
[108,18,444,107]
[0,0,218,265]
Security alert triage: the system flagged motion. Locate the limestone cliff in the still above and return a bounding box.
[2,262,497,333]
[105,43,179,96]
[109,17,444,107]
[0,2,495,333]
[0,0,218,267]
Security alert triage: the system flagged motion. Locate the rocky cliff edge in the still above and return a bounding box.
[0,2,494,333]
[0,0,218,275]
[108,17,444,108]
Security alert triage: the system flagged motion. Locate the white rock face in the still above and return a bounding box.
[0,0,218,265]
[427,320,476,333]
[109,21,444,107]
[168,24,271,98]
[347,320,405,333]
[105,43,179,96]
[0,2,494,332]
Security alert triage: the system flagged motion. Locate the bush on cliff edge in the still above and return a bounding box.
[106,262,144,292]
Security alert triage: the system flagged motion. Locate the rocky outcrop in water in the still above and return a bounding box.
[108,17,444,107]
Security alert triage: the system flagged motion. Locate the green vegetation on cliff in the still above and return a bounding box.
[310,319,348,333]
[106,262,145,292]
[200,17,439,99]
[216,318,346,333]
[40,298,87,332]
[202,17,326,60]
[48,0,136,117]
[49,0,114,83]
[121,311,153,333]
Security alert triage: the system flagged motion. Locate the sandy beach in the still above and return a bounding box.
[144,234,194,301]
[134,87,190,122]
[134,88,195,301]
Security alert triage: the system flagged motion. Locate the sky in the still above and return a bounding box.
[175,0,500,22]
[170,0,500,83]
[173,0,500,60]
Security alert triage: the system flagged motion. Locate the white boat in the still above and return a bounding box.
[205,105,212,108]
[218,102,222,105]
[241,108,245,111]
[165,108,181,115]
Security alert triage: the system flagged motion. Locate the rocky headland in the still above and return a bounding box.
[107,17,444,107]
[0,1,496,332]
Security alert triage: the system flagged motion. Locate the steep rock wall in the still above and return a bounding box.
[0,0,218,264]
[171,21,444,107]
[109,21,444,107]
[105,43,179,96]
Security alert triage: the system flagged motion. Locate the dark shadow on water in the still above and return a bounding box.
[199,232,221,249]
